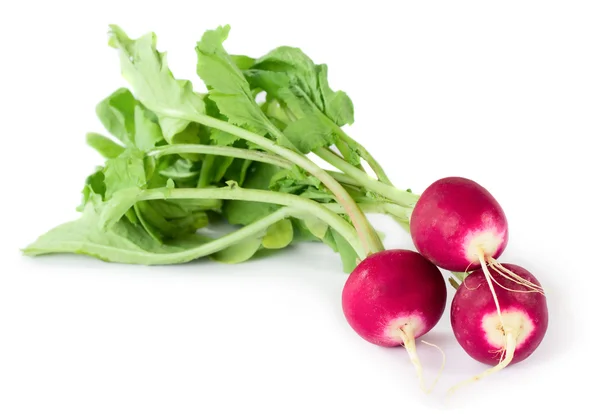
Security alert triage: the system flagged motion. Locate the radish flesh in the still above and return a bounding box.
[449,263,548,392]
[342,249,447,391]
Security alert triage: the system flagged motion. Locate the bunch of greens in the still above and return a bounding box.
[23,25,419,273]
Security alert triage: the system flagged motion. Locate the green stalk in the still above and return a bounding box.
[288,88,393,184]
[275,99,415,207]
[151,208,288,264]
[149,145,415,235]
[324,202,409,216]
[138,186,366,259]
[148,144,364,188]
[326,170,364,188]
[315,147,419,208]
[449,277,461,290]
[148,144,294,170]
[159,109,384,255]
[335,140,367,172]
[324,119,393,185]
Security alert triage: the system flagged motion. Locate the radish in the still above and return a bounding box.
[341,249,447,391]
[449,263,548,392]
[409,176,509,273]
[408,176,544,328]
[409,176,546,389]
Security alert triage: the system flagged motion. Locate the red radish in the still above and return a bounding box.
[410,176,508,272]
[449,263,548,392]
[342,249,447,391]
[409,176,547,390]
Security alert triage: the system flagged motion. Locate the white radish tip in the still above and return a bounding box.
[464,230,505,264]
[397,325,445,394]
[447,332,517,396]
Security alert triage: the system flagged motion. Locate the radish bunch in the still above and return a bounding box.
[22,24,549,398]
[342,177,548,393]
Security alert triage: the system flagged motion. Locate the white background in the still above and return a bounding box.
[1,1,598,412]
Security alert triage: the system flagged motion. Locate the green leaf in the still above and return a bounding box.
[148,198,222,217]
[210,237,263,264]
[262,219,293,249]
[158,116,192,142]
[135,201,209,240]
[245,70,290,100]
[99,187,142,230]
[133,203,164,243]
[158,158,200,180]
[261,99,291,127]
[245,70,310,120]
[237,159,253,185]
[304,217,328,239]
[231,54,256,70]
[103,150,147,198]
[331,229,359,273]
[318,228,359,273]
[86,133,125,159]
[95,87,165,151]
[168,123,207,162]
[290,218,320,242]
[316,64,354,126]
[95,88,137,146]
[134,106,163,151]
[197,155,234,188]
[283,114,336,154]
[108,25,206,137]
[223,158,253,186]
[23,202,216,265]
[210,128,239,146]
[196,25,272,137]
[78,168,107,211]
[222,163,281,225]
[250,48,354,127]
[246,48,358,166]
[269,166,322,194]
[203,94,240,146]
[252,47,319,101]
[335,139,362,166]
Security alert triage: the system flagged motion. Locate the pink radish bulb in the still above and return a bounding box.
[451,263,548,365]
[342,249,447,391]
[449,263,548,391]
[410,177,508,272]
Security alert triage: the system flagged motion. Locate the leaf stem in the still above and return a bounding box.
[289,88,392,184]
[330,125,393,185]
[148,144,363,188]
[148,144,294,169]
[138,186,366,259]
[148,145,414,235]
[323,202,409,217]
[314,147,419,208]
[158,109,384,255]
[334,140,366,172]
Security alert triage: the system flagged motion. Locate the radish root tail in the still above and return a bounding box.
[398,324,429,393]
[487,266,540,294]
[447,331,517,396]
[476,248,505,330]
[488,258,545,295]
[421,340,446,393]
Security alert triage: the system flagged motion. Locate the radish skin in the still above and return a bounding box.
[342,249,447,391]
[410,177,508,272]
[449,263,548,391]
